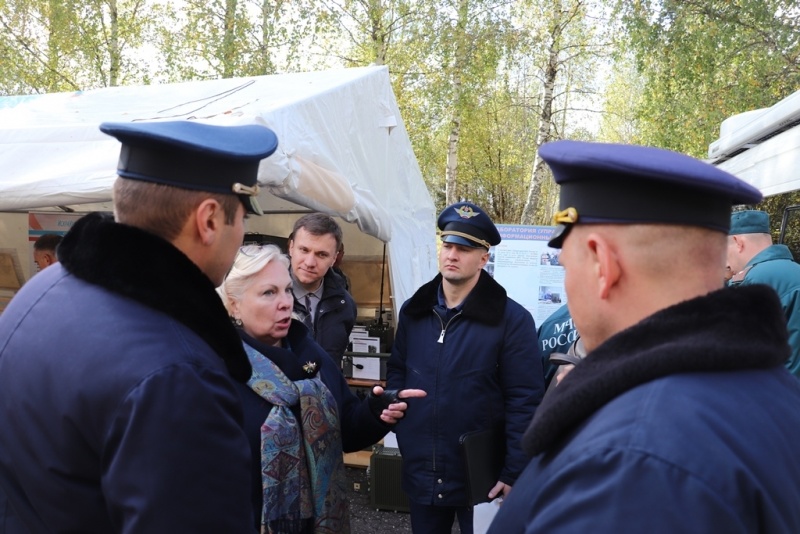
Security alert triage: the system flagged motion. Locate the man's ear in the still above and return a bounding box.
[194,199,222,246]
[586,232,621,300]
[732,235,745,253]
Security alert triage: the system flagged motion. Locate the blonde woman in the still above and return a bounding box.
[218,244,424,534]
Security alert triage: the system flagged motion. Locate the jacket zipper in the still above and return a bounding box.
[432,309,462,476]
[436,310,462,343]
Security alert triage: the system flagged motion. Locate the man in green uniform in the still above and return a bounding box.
[728,209,800,376]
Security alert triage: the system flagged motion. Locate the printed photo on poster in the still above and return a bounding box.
[486,225,565,326]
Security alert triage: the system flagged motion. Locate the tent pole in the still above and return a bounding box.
[378,243,386,325]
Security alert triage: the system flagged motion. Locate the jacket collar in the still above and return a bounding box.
[58,212,252,382]
[404,270,507,325]
[523,285,789,457]
[321,268,348,299]
[291,267,346,300]
[747,243,795,268]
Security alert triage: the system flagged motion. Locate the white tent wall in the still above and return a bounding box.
[0,66,438,315]
[710,88,800,197]
[715,125,800,197]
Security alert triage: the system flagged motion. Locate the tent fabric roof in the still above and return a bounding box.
[711,88,800,198]
[0,66,438,308]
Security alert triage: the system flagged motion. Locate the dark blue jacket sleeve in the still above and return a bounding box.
[499,307,545,484]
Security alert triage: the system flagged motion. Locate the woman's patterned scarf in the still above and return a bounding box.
[243,342,349,534]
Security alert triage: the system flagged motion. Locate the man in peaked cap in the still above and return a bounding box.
[727,209,800,377]
[488,141,800,534]
[388,201,544,534]
[0,120,278,533]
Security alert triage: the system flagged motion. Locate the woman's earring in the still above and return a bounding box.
[234,317,243,327]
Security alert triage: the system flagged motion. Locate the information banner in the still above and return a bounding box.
[488,225,565,326]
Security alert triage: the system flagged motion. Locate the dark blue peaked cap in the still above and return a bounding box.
[437,202,501,249]
[100,121,279,215]
[539,140,763,248]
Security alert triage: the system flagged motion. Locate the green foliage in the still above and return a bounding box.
[0,0,164,93]
[457,81,536,223]
[598,51,643,143]
[2,0,799,227]
[755,192,800,260]
[616,0,800,157]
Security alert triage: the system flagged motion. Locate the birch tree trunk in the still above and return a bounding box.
[222,0,237,78]
[257,0,279,74]
[367,0,388,65]
[520,30,559,225]
[445,0,470,205]
[107,0,120,86]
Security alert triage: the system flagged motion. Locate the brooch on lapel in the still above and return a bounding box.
[303,361,317,374]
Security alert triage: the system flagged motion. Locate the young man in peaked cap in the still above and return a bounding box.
[488,141,800,533]
[0,120,278,533]
[727,209,800,377]
[388,202,544,534]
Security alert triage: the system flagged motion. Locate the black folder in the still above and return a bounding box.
[459,427,505,505]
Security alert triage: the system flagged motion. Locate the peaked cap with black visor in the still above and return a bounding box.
[100,120,279,216]
[438,201,501,250]
[539,140,764,248]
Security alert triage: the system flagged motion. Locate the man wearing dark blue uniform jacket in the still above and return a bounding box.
[388,202,544,534]
[0,120,279,533]
[488,141,800,533]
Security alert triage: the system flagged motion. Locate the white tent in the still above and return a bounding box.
[708,89,800,196]
[0,66,438,309]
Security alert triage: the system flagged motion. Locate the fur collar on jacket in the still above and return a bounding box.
[403,270,507,325]
[523,285,789,457]
[58,212,251,382]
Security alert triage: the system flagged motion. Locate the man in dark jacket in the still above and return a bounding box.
[727,209,800,376]
[488,141,800,533]
[0,121,279,533]
[288,213,357,367]
[388,202,544,534]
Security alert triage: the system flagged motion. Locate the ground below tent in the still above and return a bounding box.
[346,466,463,534]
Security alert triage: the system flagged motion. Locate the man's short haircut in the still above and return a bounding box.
[33,234,63,253]
[113,178,240,242]
[290,213,343,250]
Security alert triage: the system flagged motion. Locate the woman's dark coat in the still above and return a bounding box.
[236,321,387,529]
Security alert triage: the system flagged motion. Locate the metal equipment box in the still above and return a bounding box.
[369,445,410,512]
